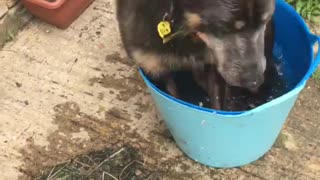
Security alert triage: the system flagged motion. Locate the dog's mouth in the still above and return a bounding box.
[248,87,259,93]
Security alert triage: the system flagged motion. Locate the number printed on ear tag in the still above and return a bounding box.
[157,21,171,39]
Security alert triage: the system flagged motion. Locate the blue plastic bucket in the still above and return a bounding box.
[139,0,320,168]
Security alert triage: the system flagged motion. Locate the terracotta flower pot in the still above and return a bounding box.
[21,0,94,29]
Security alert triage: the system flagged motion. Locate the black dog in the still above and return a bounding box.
[116,0,275,103]
[192,18,276,110]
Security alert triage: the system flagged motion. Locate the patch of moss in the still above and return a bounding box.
[312,68,320,80]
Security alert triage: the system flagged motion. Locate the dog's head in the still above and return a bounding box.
[179,0,275,92]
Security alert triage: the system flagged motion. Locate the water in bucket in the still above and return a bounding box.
[148,54,289,111]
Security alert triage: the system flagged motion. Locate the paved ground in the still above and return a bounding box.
[0,0,319,179]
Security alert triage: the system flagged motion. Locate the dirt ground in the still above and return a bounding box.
[0,0,319,179]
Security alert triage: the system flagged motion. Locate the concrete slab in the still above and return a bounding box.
[0,0,319,179]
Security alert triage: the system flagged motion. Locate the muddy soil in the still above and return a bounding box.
[17,75,320,180]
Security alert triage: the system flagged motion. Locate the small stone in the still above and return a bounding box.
[135,169,142,176]
[249,104,256,108]
[275,132,298,151]
[15,82,22,88]
[107,107,130,121]
[198,102,203,107]
[145,157,156,165]
[107,107,123,119]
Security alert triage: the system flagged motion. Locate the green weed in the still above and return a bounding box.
[286,0,320,24]
[313,68,320,80]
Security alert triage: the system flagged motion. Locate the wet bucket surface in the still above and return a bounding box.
[139,0,320,168]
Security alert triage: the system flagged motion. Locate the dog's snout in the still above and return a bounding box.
[245,81,260,93]
[241,75,264,93]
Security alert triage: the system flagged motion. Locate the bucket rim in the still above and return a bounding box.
[139,0,316,118]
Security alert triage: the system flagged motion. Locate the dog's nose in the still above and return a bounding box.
[240,72,265,92]
[242,80,262,93]
[248,82,259,93]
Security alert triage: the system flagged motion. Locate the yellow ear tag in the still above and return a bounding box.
[157,21,171,39]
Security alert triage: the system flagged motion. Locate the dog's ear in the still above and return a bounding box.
[184,12,202,30]
[178,0,210,30]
